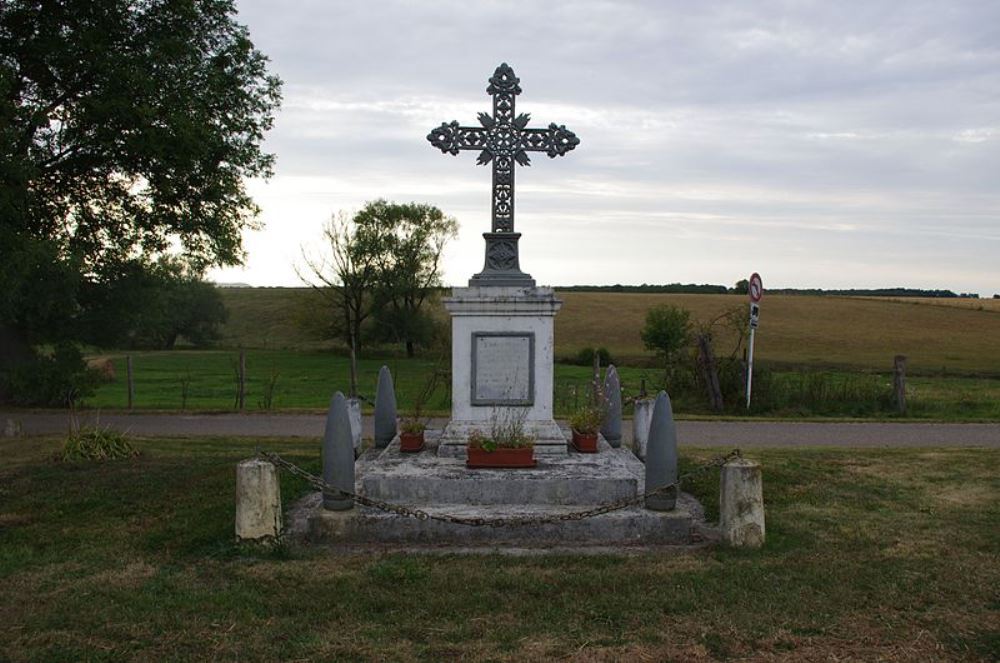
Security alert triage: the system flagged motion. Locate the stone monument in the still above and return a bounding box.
[427,63,580,456]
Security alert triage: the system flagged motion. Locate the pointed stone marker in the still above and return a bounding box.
[322,392,355,511]
[373,365,398,449]
[644,391,678,511]
[601,364,622,448]
[632,397,654,460]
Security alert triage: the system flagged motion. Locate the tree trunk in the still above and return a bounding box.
[697,333,724,413]
[405,339,415,358]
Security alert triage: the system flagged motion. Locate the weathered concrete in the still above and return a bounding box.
[3,418,21,438]
[632,398,653,460]
[440,285,566,456]
[373,365,397,449]
[362,435,641,506]
[235,459,282,540]
[601,365,622,448]
[304,496,699,546]
[645,391,679,511]
[719,457,765,548]
[322,392,355,511]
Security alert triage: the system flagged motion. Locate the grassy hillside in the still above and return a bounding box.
[216,288,1000,374]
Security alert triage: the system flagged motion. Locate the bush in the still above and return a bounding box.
[566,346,615,367]
[62,427,138,462]
[641,305,692,361]
[1,344,99,406]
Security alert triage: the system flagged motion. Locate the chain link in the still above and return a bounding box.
[258,448,741,528]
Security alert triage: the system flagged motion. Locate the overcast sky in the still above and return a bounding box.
[209,0,1000,295]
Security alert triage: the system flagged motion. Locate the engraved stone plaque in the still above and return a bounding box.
[471,332,534,405]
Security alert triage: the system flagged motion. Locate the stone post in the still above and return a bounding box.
[601,364,622,448]
[322,392,355,511]
[235,459,282,540]
[719,457,765,548]
[644,391,678,511]
[373,365,398,449]
[632,398,653,460]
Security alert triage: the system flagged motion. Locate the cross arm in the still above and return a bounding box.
[427,121,488,155]
[520,123,581,158]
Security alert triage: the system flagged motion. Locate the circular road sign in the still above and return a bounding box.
[748,273,763,303]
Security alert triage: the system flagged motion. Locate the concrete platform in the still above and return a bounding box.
[362,435,642,506]
[284,430,710,547]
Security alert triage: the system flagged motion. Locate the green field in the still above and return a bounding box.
[80,349,1000,419]
[217,288,1000,373]
[1,438,996,661]
[75,286,1000,419]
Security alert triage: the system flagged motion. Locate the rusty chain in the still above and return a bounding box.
[258,448,741,529]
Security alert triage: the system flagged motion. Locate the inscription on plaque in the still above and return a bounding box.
[471,332,534,405]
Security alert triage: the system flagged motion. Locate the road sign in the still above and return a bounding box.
[749,272,763,303]
[749,303,760,329]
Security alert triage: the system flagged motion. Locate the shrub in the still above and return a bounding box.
[61,427,138,462]
[570,346,615,367]
[1,344,99,407]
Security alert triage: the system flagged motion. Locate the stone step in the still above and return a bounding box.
[303,497,702,546]
[359,438,645,506]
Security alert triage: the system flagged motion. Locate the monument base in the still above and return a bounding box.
[436,419,567,457]
[289,432,708,547]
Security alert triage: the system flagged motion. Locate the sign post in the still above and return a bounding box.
[746,273,763,410]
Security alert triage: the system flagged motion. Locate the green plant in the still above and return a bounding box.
[467,408,535,451]
[400,419,426,435]
[61,427,138,462]
[572,346,615,367]
[569,403,604,435]
[1,344,99,407]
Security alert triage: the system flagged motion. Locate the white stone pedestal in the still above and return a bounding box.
[438,285,567,456]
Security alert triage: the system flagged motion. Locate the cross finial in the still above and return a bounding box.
[428,63,580,287]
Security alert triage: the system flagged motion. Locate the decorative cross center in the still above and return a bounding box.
[427,63,580,235]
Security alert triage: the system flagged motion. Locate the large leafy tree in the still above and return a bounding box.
[0,0,281,365]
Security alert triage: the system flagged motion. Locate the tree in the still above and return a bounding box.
[641,304,693,382]
[732,279,750,295]
[300,211,384,357]
[360,200,457,357]
[301,200,458,358]
[0,0,280,368]
[77,258,227,349]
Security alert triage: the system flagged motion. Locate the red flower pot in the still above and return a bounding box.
[399,431,425,453]
[466,446,536,468]
[571,430,598,453]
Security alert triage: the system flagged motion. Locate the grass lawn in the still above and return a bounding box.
[1,437,997,661]
[82,349,1000,420]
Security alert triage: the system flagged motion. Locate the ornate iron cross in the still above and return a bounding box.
[428,63,580,286]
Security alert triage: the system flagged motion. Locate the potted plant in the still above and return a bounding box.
[398,370,441,453]
[466,408,536,468]
[569,403,604,453]
[399,418,426,452]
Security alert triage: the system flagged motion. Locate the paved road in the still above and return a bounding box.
[4,411,999,448]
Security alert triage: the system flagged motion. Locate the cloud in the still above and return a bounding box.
[211,0,1000,295]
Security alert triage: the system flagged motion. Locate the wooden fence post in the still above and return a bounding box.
[893,355,907,414]
[126,355,134,410]
[238,350,247,411]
